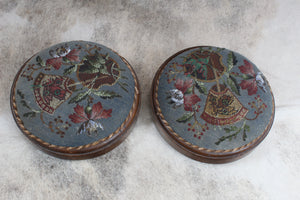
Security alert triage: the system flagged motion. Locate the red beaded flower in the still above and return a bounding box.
[239,60,266,95]
[69,102,112,136]
[169,79,201,111]
[46,46,80,70]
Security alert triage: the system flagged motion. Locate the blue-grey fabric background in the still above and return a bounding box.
[14,41,135,146]
[157,47,274,150]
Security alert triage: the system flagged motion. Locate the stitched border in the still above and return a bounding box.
[153,46,275,155]
[11,43,140,153]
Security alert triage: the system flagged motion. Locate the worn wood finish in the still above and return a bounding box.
[10,46,141,160]
[151,46,275,164]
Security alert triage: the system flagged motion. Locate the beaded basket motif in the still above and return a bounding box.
[155,47,274,150]
[12,41,137,147]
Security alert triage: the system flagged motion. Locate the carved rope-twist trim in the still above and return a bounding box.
[12,54,139,152]
[154,64,275,154]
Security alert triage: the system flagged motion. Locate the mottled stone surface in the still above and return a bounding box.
[0,0,299,199]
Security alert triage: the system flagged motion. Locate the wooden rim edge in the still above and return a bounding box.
[151,46,275,162]
[10,42,141,157]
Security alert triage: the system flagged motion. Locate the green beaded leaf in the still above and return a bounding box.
[68,90,91,104]
[227,75,240,96]
[195,80,207,95]
[92,90,121,99]
[63,65,77,75]
[227,51,237,72]
[176,112,194,123]
[36,56,46,67]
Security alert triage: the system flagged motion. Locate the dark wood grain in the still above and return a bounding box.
[10,48,141,160]
[151,46,275,164]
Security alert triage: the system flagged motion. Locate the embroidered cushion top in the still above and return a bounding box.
[153,46,274,161]
[11,41,138,151]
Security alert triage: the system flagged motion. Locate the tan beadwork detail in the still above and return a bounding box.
[11,51,139,153]
[153,60,275,155]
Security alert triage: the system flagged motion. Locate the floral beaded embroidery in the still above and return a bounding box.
[164,47,268,145]
[17,43,130,137]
